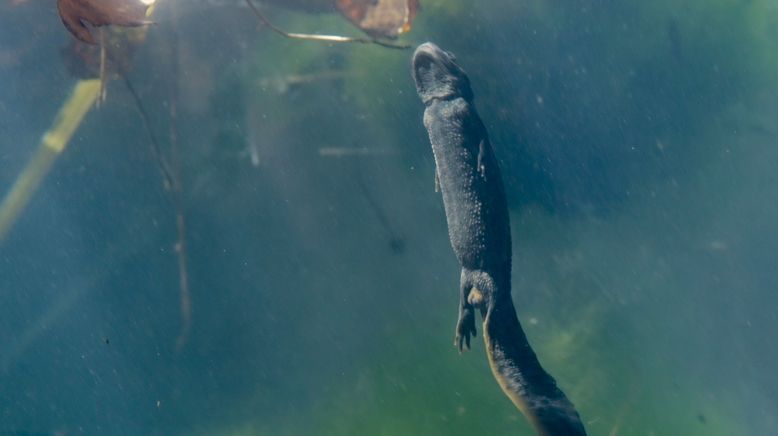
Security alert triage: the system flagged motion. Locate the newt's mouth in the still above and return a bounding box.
[412,42,453,69]
[412,42,472,103]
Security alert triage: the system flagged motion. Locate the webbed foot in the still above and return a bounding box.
[455,279,485,352]
[455,303,477,352]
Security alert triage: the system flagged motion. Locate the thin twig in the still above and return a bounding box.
[98,29,107,104]
[115,40,192,351]
[174,206,191,352]
[244,0,410,50]
[354,159,404,253]
[120,74,175,191]
[167,4,192,353]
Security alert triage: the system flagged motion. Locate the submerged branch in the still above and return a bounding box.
[244,0,410,50]
[168,4,192,352]
[174,207,191,352]
[98,29,107,104]
[116,14,192,352]
[121,74,175,191]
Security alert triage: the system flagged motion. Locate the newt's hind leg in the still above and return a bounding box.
[455,269,479,352]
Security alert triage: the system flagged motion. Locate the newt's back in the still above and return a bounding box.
[414,43,511,274]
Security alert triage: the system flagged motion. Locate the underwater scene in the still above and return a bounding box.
[1,0,777,435]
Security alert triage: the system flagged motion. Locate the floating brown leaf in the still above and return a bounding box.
[57,0,152,44]
[336,0,419,39]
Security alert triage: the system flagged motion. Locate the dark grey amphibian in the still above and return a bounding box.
[412,42,587,436]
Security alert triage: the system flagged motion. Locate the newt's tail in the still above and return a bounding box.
[483,296,587,436]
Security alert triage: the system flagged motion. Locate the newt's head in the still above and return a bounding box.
[412,42,473,104]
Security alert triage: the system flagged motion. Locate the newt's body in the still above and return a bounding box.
[412,42,586,436]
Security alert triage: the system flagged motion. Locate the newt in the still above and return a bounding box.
[412,42,587,436]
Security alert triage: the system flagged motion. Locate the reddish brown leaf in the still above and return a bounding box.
[57,0,152,44]
[336,0,419,39]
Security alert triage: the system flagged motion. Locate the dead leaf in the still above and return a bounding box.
[336,0,419,39]
[57,0,153,44]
